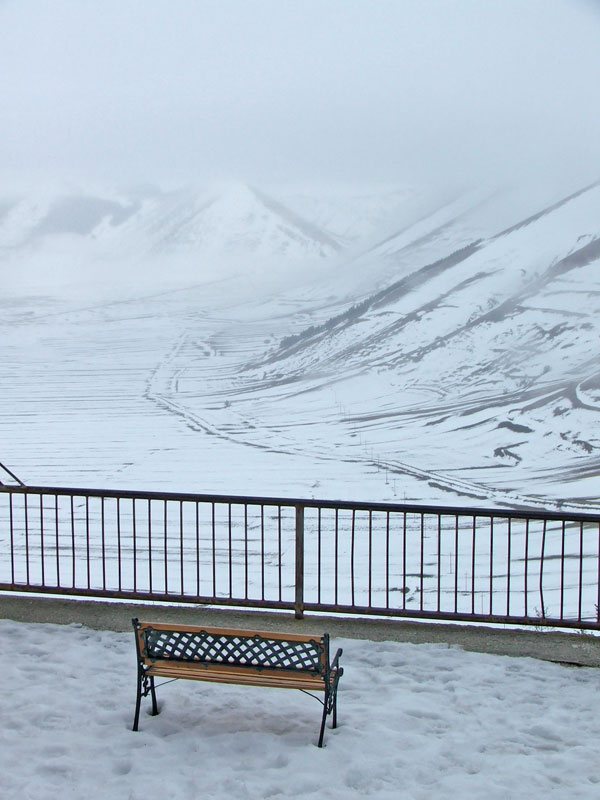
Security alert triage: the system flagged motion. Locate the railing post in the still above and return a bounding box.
[295,504,304,619]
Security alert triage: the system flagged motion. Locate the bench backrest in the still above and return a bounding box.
[133,619,329,676]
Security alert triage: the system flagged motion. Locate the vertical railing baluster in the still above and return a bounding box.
[436,514,441,613]
[70,496,75,588]
[55,495,60,588]
[385,511,390,610]
[180,501,184,596]
[211,503,216,598]
[148,499,153,595]
[317,507,321,606]
[579,521,584,624]
[9,493,15,585]
[334,509,339,607]
[489,517,494,616]
[85,496,90,590]
[195,502,200,598]
[132,498,137,594]
[454,515,459,614]
[24,493,30,586]
[295,504,304,619]
[40,495,45,588]
[163,500,168,595]
[350,510,355,607]
[278,505,283,603]
[471,516,476,616]
[261,505,265,601]
[117,497,122,593]
[228,504,232,598]
[560,520,565,620]
[419,514,424,611]
[368,510,373,609]
[506,518,511,617]
[101,496,106,591]
[539,519,547,619]
[244,504,248,600]
[524,519,529,618]
[402,512,407,611]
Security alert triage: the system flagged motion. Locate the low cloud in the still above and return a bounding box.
[0,0,599,192]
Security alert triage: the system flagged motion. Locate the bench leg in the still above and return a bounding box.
[332,688,338,730]
[317,694,329,748]
[318,684,340,746]
[132,671,143,732]
[133,672,159,731]
[317,706,328,748]
[150,676,159,716]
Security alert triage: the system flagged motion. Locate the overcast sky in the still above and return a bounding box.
[1,0,599,191]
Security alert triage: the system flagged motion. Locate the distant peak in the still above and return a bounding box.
[208,181,258,201]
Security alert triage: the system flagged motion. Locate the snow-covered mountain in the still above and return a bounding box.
[277,184,428,246]
[1,178,599,509]
[140,179,600,508]
[0,183,342,260]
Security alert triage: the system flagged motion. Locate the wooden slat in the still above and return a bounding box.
[142,658,323,681]
[137,621,324,644]
[144,659,324,682]
[145,662,327,690]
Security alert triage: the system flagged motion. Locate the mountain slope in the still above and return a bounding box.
[153,180,600,507]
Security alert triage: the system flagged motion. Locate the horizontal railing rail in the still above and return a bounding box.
[1,484,600,630]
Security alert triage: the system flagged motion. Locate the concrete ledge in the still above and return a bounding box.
[1,593,599,668]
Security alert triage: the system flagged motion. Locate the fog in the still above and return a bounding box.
[1,0,599,194]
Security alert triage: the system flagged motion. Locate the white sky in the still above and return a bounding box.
[1,0,599,190]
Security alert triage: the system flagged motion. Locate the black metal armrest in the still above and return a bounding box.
[330,647,343,671]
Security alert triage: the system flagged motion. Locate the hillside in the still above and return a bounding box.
[1,179,599,508]
[146,180,600,507]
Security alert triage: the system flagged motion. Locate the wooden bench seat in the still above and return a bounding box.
[132,619,343,747]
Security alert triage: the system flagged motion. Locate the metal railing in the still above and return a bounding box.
[1,484,600,630]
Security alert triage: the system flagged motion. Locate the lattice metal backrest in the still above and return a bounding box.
[142,627,326,675]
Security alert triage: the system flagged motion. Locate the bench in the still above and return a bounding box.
[132,619,343,747]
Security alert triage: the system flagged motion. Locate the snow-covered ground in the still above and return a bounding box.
[2,179,599,510]
[2,181,600,796]
[1,618,599,799]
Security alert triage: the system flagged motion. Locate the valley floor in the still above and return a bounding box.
[3,274,597,511]
[0,278,434,502]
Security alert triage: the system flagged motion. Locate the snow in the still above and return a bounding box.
[1,180,600,509]
[1,617,599,799]
[277,183,427,246]
[2,180,600,794]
